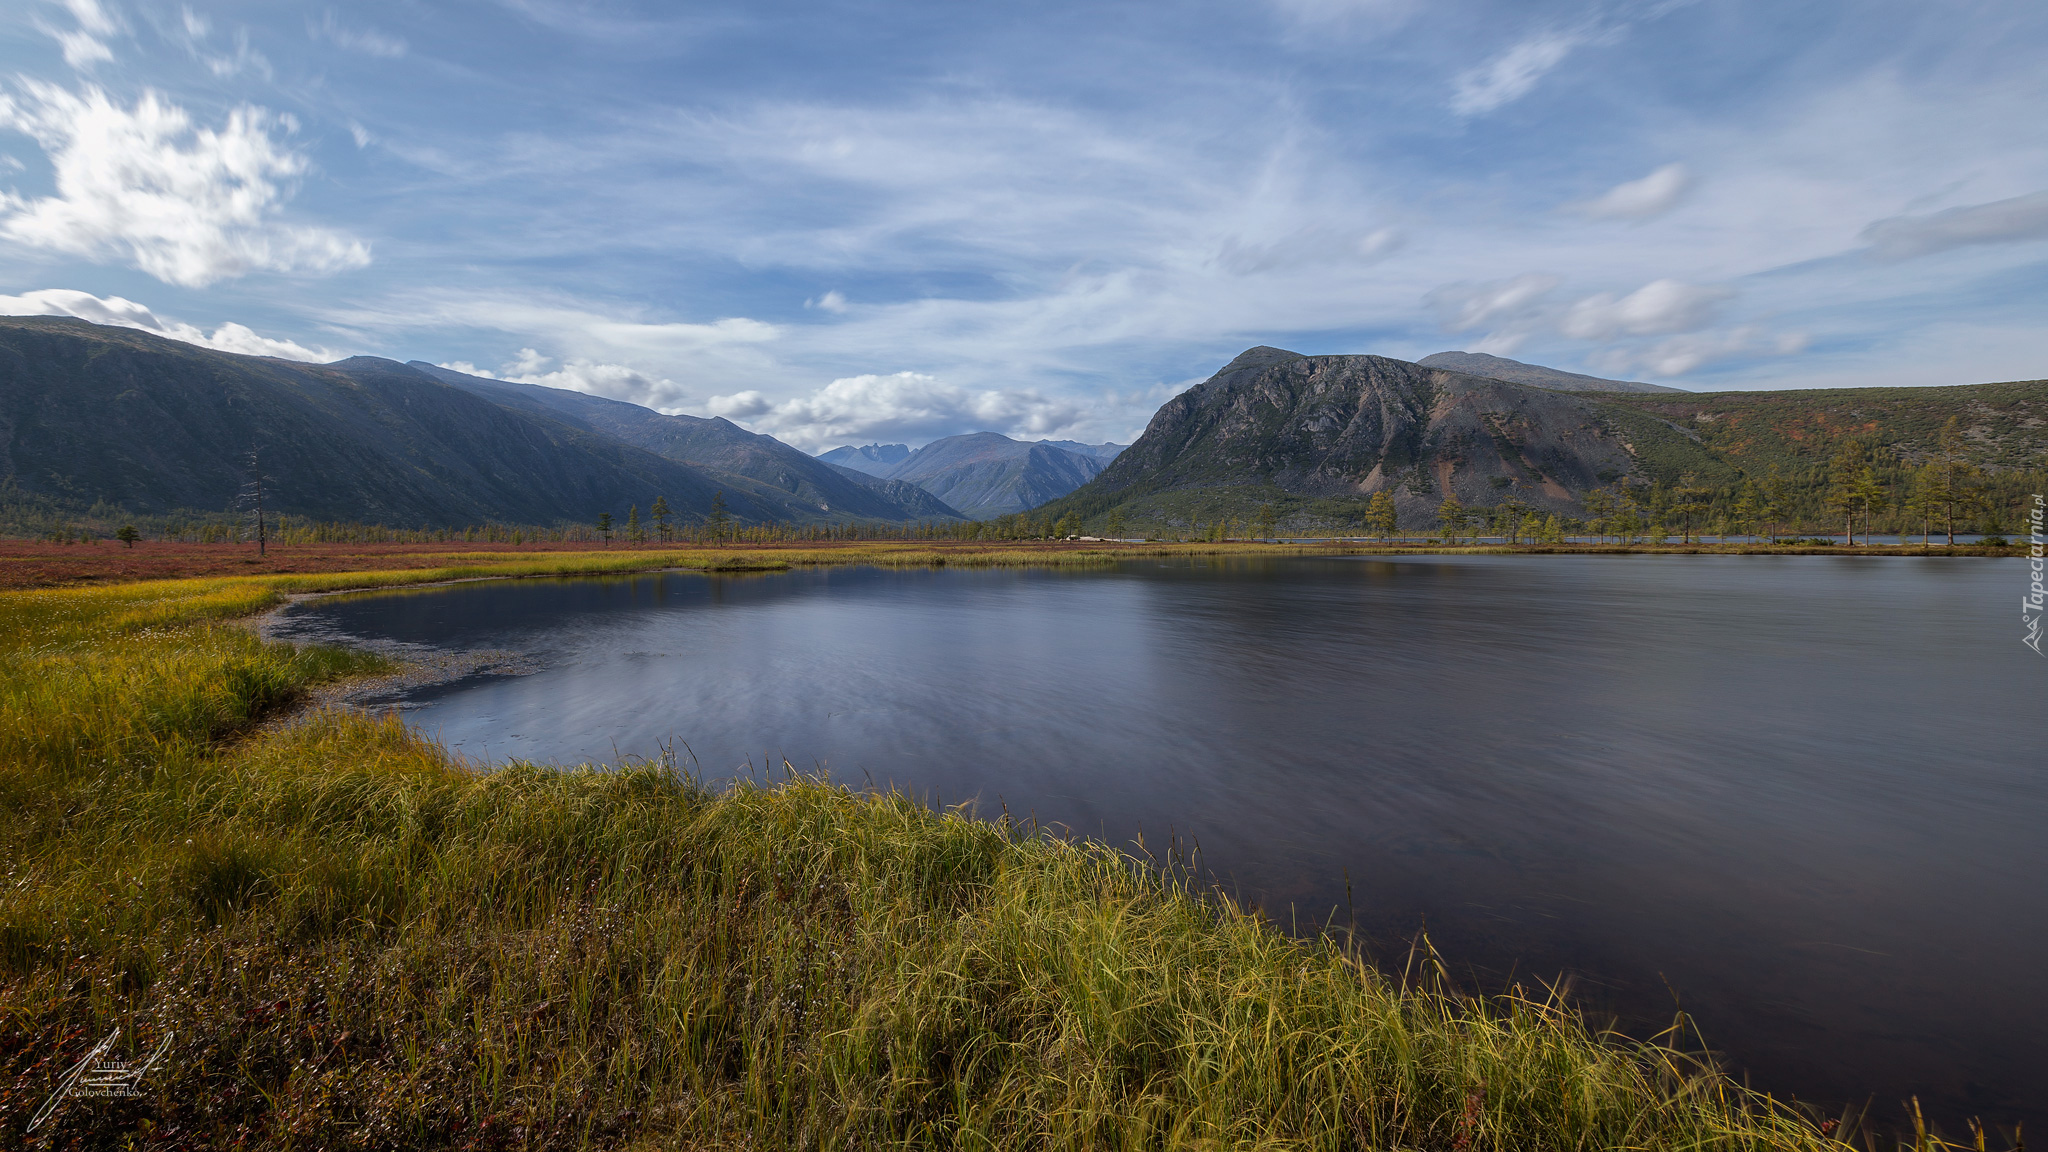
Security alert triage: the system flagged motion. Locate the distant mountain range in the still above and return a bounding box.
[1417,351,1685,394]
[0,318,957,527]
[816,443,912,475]
[1038,345,2048,531]
[817,433,1127,518]
[9,316,2039,535]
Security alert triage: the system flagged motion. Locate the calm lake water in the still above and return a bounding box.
[277,555,2045,1130]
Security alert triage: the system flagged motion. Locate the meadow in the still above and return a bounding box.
[0,549,1981,1148]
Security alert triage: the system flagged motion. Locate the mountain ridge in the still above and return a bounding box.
[0,317,946,527]
[1418,351,1684,394]
[412,363,959,522]
[1034,345,2048,532]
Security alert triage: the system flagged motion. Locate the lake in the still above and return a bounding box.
[274,554,2045,1130]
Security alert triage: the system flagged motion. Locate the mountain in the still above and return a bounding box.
[816,462,967,519]
[412,364,959,522]
[1418,351,1685,394]
[1037,347,1657,529]
[817,443,912,476]
[876,432,1113,518]
[1038,346,2048,532]
[1039,440,1127,461]
[0,317,899,527]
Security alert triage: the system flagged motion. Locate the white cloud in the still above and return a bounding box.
[1589,326,1807,377]
[0,287,339,360]
[1859,189,2048,260]
[807,289,848,313]
[1559,278,1730,340]
[1425,273,1559,351]
[0,81,370,287]
[308,12,408,58]
[38,0,124,69]
[1451,32,1583,116]
[474,347,690,410]
[1576,163,1693,220]
[708,371,1087,452]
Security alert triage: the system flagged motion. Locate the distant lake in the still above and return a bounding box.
[276,555,2045,1131]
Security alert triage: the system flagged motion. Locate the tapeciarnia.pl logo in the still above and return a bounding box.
[2025,493,2044,656]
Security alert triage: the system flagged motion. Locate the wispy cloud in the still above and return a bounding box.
[1559,278,1729,340]
[308,11,407,58]
[1859,190,2048,260]
[36,0,124,69]
[0,80,369,286]
[1589,326,1807,378]
[1574,163,1693,220]
[1451,31,1585,116]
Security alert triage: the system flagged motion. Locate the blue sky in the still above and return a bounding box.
[1,0,2044,449]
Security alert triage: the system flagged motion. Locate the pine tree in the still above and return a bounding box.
[1579,489,1608,543]
[1436,497,1467,543]
[596,512,613,546]
[707,491,730,541]
[1105,507,1125,540]
[1252,503,1277,540]
[1932,417,1985,545]
[1825,440,1878,544]
[1366,491,1399,541]
[1671,473,1714,544]
[627,504,643,544]
[115,524,140,548]
[651,495,671,543]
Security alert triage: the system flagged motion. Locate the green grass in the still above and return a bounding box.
[0,571,1922,1149]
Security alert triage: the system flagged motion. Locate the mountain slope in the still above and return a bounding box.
[413,364,957,522]
[0,317,807,526]
[819,462,967,519]
[1040,346,2048,532]
[1036,346,1716,529]
[880,432,1110,518]
[1418,351,1684,394]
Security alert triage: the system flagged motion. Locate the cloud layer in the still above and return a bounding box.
[708,372,1086,453]
[1860,190,2048,260]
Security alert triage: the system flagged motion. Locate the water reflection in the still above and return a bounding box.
[278,555,2044,1130]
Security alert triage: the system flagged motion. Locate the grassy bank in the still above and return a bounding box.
[0,575,1902,1149]
[2,536,2022,594]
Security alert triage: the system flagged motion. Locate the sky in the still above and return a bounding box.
[1,0,2044,450]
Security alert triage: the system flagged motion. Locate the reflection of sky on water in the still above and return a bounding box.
[281,556,2044,1131]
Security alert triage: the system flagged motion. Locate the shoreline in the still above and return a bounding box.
[2,567,2004,1146]
[0,536,2021,592]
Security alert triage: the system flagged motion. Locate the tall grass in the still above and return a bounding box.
[0,573,1899,1149]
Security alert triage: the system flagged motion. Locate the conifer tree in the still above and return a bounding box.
[707,491,730,541]
[596,512,613,546]
[1366,491,1398,541]
[1671,473,1714,544]
[1931,417,1985,545]
[651,495,671,543]
[1436,497,1467,543]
